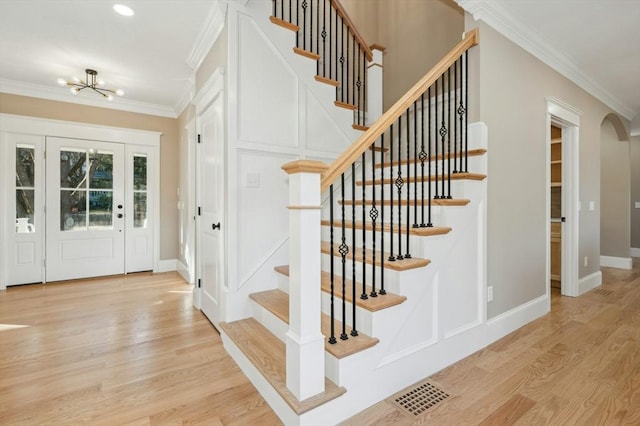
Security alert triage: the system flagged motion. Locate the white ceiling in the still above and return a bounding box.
[458,0,640,126]
[0,0,639,125]
[0,0,217,117]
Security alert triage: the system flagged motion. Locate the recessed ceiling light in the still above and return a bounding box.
[113,4,134,17]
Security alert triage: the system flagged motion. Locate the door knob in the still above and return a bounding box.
[212,222,221,230]
[561,217,566,222]
[117,213,124,219]
[117,204,123,209]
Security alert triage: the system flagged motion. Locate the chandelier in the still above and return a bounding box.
[57,69,124,101]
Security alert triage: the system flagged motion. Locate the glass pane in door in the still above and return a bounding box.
[89,152,114,189]
[16,145,36,233]
[89,191,113,229]
[133,192,147,228]
[133,155,147,190]
[60,190,87,231]
[60,150,87,189]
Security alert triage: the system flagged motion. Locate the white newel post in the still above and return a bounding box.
[367,45,385,125]
[281,160,329,401]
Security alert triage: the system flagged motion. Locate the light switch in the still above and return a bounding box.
[635,201,640,209]
[589,201,595,211]
[246,173,260,188]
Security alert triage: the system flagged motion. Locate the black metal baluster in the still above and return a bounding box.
[413,99,418,228]
[351,162,358,337]
[440,74,447,200]
[340,19,345,103]
[356,49,362,126]
[302,0,307,51]
[454,59,458,173]
[434,79,440,199]
[420,93,427,227]
[296,0,300,47]
[427,87,433,227]
[348,28,352,107]
[321,0,327,78]
[329,184,336,344]
[329,0,333,80]
[458,58,465,174]
[379,134,386,295]
[405,107,411,259]
[388,124,395,262]
[363,48,367,125]
[447,67,452,199]
[464,50,469,172]
[273,0,276,18]
[396,115,403,260]
[340,173,349,341]
[368,142,376,299]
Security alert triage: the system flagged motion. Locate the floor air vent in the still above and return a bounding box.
[593,288,614,296]
[387,380,451,418]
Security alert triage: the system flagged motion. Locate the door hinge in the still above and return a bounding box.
[198,278,201,288]
[198,206,201,216]
[197,134,201,144]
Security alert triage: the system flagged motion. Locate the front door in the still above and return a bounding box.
[197,94,225,327]
[45,137,125,282]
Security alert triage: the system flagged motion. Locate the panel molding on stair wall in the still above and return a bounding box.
[225,2,354,322]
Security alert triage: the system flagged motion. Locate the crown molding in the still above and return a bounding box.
[175,76,196,117]
[186,1,227,71]
[0,78,177,118]
[456,0,636,121]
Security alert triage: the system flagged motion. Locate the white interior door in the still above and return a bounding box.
[46,137,125,282]
[197,95,226,326]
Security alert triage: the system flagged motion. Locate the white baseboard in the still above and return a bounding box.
[486,294,549,343]
[176,260,192,283]
[600,255,632,270]
[156,259,177,273]
[630,247,640,258]
[578,270,603,295]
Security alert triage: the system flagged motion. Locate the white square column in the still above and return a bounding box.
[281,160,329,401]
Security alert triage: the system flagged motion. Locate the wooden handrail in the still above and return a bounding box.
[333,0,373,61]
[320,28,479,192]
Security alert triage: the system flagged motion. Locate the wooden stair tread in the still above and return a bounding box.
[269,16,299,32]
[340,198,471,207]
[219,318,346,414]
[334,100,357,111]
[353,124,369,131]
[250,290,379,359]
[375,148,487,169]
[369,145,389,152]
[320,242,430,271]
[315,75,339,87]
[320,220,451,237]
[274,265,407,312]
[293,47,320,61]
[357,172,486,186]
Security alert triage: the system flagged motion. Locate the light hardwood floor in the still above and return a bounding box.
[0,272,281,425]
[1,260,638,425]
[345,258,640,425]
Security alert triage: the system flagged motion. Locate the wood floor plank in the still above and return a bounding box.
[0,272,280,425]
[345,258,640,425]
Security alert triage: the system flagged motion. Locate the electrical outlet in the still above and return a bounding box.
[245,173,260,188]
[487,286,494,302]
[584,256,588,267]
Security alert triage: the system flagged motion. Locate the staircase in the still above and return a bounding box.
[218,1,486,424]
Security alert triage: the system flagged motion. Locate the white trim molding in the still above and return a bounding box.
[600,255,633,270]
[578,270,603,295]
[631,247,640,258]
[186,1,227,70]
[0,78,177,118]
[156,259,178,273]
[456,0,636,121]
